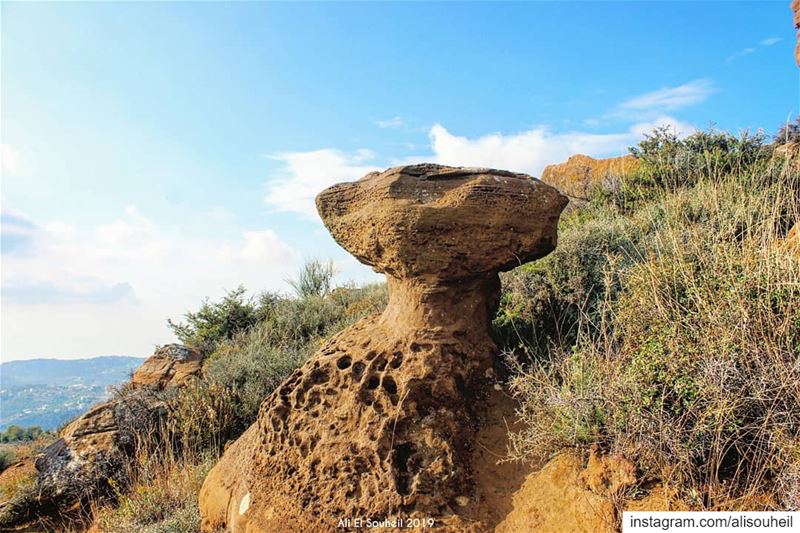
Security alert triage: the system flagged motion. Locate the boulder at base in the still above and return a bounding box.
[0,344,204,529]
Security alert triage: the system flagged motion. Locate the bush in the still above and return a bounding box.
[774,117,800,144]
[504,124,800,509]
[167,286,274,353]
[287,259,336,298]
[203,282,387,433]
[594,127,772,210]
[0,425,44,443]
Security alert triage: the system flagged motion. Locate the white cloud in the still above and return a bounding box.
[728,37,782,62]
[264,78,707,219]
[418,124,630,176]
[264,149,381,219]
[727,47,756,63]
[264,113,699,220]
[2,205,302,359]
[629,115,696,138]
[220,229,299,263]
[413,116,694,177]
[376,116,406,128]
[617,79,715,114]
[1,144,23,175]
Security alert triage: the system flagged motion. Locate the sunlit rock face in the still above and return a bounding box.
[541,153,640,199]
[199,164,567,533]
[794,0,800,66]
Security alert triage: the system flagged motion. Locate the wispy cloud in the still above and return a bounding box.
[263,78,707,220]
[2,203,300,324]
[2,201,305,358]
[617,79,715,114]
[728,37,781,62]
[376,116,406,128]
[1,207,38,255]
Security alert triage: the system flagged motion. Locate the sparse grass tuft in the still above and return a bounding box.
[92,447,216,533]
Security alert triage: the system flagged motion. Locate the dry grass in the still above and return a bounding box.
[504,131,800,510]
[91,434,219,533]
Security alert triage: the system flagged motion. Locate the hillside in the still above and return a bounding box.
[0,356,143,430]
[0,125,798,532]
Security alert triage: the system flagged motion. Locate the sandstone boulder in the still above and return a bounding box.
[541,154,640,199]
[199,164,568,532]
[496,451,682,533]
[131,343,204,388]
[0,344,203,529]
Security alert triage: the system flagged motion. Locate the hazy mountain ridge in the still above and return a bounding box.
[0,356,144,430]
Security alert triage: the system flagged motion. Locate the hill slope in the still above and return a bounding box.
[0,356,144,430]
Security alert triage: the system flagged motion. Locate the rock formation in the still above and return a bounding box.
[495,448,682,533]
[199,164,568,532]
[793,0,800,66]
[0,344,204,529]
[541,154,639,199]
[130,343,204,388]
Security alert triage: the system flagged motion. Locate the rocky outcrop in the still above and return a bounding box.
[130,343,204,388]
[793,0,800,66]
[0,344,203,529]
[541,154,640,199]
[199,164,568,532]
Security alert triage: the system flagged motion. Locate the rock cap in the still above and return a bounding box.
[316,163,568,281]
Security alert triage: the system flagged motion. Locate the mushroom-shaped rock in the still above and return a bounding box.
[199,164,568,532]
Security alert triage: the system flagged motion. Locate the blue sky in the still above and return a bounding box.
[1,1,797,361]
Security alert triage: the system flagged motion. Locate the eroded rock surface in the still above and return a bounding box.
[541,154,640,199]
[0,344,203,529]
[199,164,568,532]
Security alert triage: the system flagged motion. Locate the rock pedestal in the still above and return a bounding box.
[199,164,568,532]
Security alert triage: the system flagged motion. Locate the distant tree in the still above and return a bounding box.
[0,425,44,443]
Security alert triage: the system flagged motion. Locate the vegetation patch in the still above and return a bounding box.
[501,125,800,510]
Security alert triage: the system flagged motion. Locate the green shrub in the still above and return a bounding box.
[0,425,44,443]
[203,282,387,433]
[593,127,772,210]
[167,286,274,353]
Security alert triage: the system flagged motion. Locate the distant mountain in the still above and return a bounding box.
[0,356,144,431]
